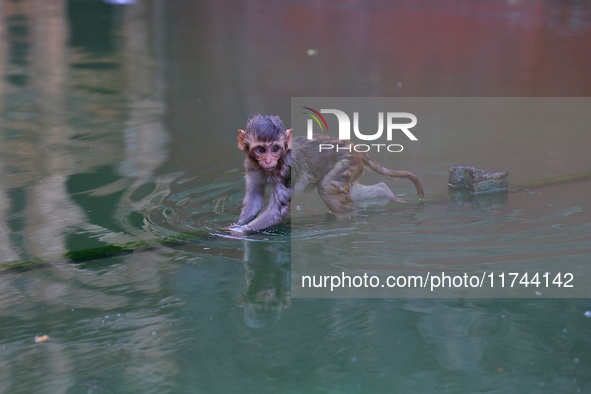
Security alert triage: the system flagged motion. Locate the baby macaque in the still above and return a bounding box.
[229,114,425,235]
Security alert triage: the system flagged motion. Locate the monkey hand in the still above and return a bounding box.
[225,222,255,236]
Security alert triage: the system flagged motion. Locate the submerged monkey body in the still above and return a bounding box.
[231,115,425,235]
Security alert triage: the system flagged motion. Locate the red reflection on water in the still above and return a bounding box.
[171,0,591,99]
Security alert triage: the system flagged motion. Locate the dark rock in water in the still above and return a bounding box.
[449,165,508,193]
[448,165,509,206]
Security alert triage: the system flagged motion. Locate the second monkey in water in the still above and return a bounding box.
[229,114,425,235]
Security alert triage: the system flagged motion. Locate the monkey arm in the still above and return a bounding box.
[238,169,267,224]
[240,183,292,234]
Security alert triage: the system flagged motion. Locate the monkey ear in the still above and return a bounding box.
[284,129,292,150]
[237,129,247,151]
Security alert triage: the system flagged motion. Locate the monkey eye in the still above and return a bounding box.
[255,146,266,154]
[272,145,281,153]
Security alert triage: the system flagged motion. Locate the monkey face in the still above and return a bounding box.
[252,143,284,171]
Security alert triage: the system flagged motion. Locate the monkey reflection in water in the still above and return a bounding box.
[237,240,291,328]
[228,114,425,235]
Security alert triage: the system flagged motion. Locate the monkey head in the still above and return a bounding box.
[237,114,292,171]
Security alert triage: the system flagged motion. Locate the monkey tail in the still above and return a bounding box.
[361,154,425,199]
